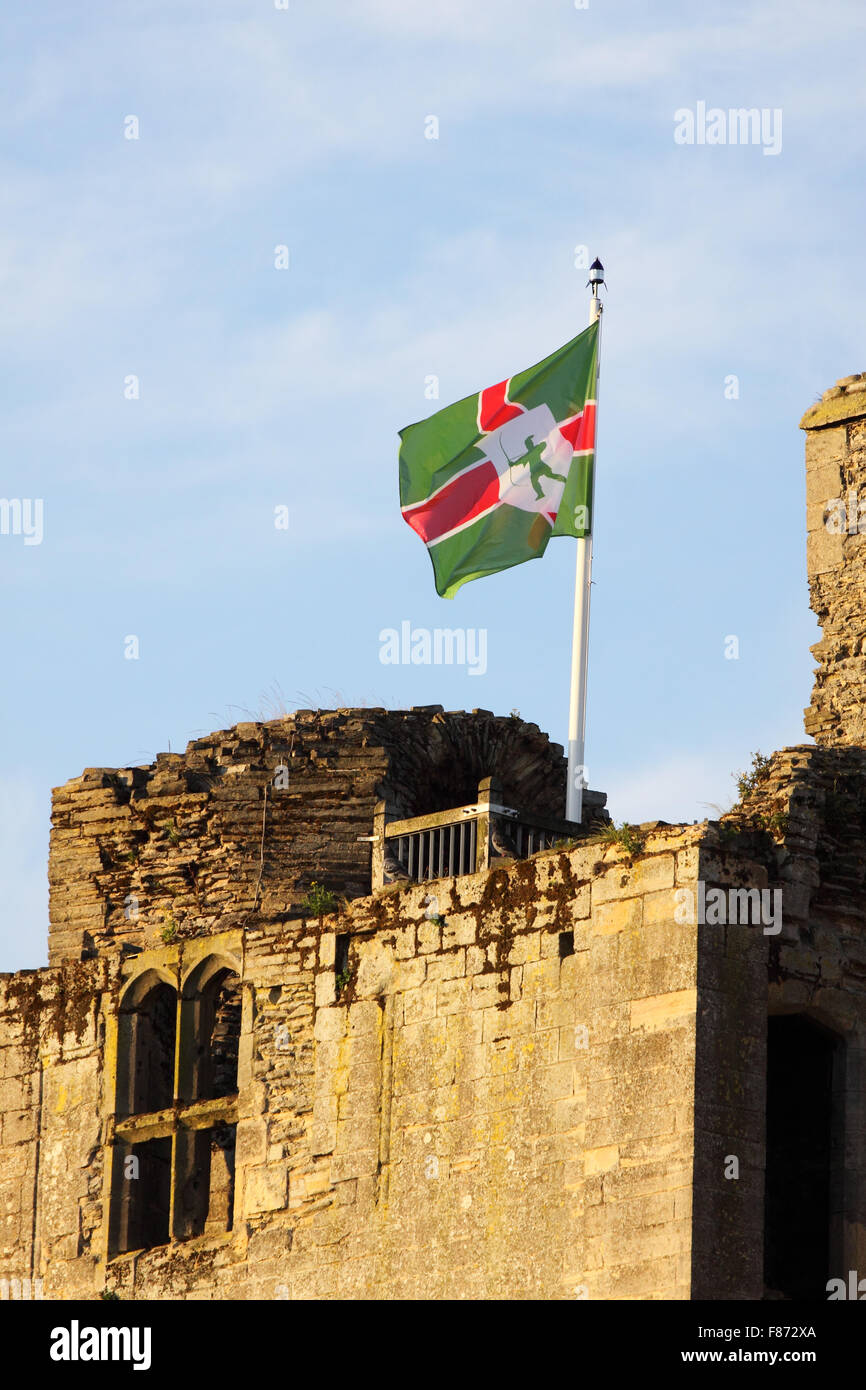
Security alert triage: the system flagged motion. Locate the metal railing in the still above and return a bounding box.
[370,776,595,888]
[389,818,478,882]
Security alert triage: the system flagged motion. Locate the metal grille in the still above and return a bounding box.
[386,819,477,882]
[383,815,570,884]
[511,823,562,857]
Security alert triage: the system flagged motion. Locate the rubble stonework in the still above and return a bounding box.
[803,379,866,744]
[47,707,587,969]
[2,378,866,1299]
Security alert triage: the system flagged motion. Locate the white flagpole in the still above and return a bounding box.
[566,258,604,824]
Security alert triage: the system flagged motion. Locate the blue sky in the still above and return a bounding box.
[1,0,864,971]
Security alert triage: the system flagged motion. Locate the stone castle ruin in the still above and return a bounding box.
[3,378,866,1299]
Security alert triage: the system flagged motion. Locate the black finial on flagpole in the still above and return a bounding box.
[587,258,605,293]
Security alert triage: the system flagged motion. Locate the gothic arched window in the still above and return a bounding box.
[110,954,242,1258]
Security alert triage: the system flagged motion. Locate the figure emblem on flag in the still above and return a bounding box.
[490,406,569,512]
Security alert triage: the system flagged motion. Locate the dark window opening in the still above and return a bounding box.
[174,1122,237,1240]
[764,1015,842,1300]
[335,933,351,978]
[121,980,177,1117]
[206,1122,237,1235]
[111,1136,172,1255]
[559,931,575,959]
[195,970,241,1101]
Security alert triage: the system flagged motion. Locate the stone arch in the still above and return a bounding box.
[374,712,568,819]
[768,985,857,1039]
[110,968,178,1257]
[170,953,242,1241]
[116,967,178,1117]
[178,954,242,1104]
[119,964,178,1010]
[180,951,241,999]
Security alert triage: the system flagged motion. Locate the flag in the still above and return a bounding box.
[399,321,598,598]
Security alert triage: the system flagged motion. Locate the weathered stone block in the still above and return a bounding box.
[402,985,436,1024]
[417,921,441,954]
[245,1165,288,1214]
[354,941,393,998]
[314,1007,347,1043]
[425,950,465,982]
[442,914,477,948]
[236,1118,267,1168]
[630,989,697,1032]
[592,898,641,935]
[315,972,336,1009]
[584,1144,619,1176]
[348,1001,380,1037]
[469,975,503,1010]
[507,932,541,965]
[520,957,562,996]
[393,958,426,991]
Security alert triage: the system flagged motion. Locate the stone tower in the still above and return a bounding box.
[803,373,866,744]
[47,708,601,968]
[4,382,866,1302]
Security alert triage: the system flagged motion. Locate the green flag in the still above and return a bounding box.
[399,322,598,598]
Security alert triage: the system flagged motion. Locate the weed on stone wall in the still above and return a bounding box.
[600,822,645,856]
[300,882,339,916]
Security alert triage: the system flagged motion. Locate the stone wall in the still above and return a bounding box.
[8,738,866,1299]
[47,707,590,969]
[803,375,866,745]
[1,823,783,1301]
[0,958,116,1298]
[724,743,866,1284]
